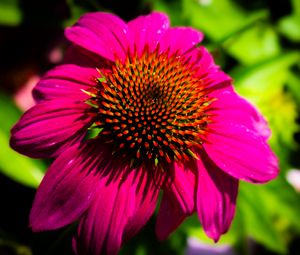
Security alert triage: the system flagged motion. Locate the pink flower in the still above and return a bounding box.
[10,12,279,255]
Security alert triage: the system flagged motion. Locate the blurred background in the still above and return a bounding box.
[0,0,300,254]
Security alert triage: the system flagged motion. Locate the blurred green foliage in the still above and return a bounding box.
[0,0,22,26]
[0,0,300,254]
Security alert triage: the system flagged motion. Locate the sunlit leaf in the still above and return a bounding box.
[278,15,300,42]
[226,23,281,65]
[182,0,268,41]
[232,52,300,92]
[277,0,300,42]
[183,0,246,41]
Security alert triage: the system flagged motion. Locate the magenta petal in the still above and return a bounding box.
[209,87,271,139]
[33,64,98,102]
[159,27,203,56]
[30,143,102,231]
[204,121,278,183]
[197,47,215,72]
[10,99,92,158]
[74,169,159,255]
[156,164,196,240]
[65,12,129,62]
[122,176,159,243]
[201,69,232,91]
[196,154,238,242]
[128,12,170,56]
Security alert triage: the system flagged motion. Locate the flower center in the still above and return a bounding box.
[87,47,213,169]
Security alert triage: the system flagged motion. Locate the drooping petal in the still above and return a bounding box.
[201,69,232,92]
[159,27,203,57]
[202,76,278,183]
[123,172,162,243]
[128,12,170,56]
[203,121,278,183]
[196,47,215,73]
[10,99,92,158]
[74,168,159,255]
[195,47,232,91]
[33,64,99,102]
[156,163,196,240]
[209,87,271,139]
[196,152,238,242]
[29,142,103,231]
[65,12,129,62]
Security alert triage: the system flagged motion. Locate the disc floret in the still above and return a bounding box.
[86,47,214,168]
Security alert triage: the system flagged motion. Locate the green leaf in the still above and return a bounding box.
[232,52,300,93]
[182,0,268,42]
[277,0,300,42]
[292,0,300,15]
[0,93,45,188]
[226,23,281,65]
[278,15,300,42]
[0,0,22,26]
[183,0,246,41]
[238,183,287,254]
[180,0,282,65]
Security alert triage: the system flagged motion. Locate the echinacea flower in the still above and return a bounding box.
[10,12,279,255]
